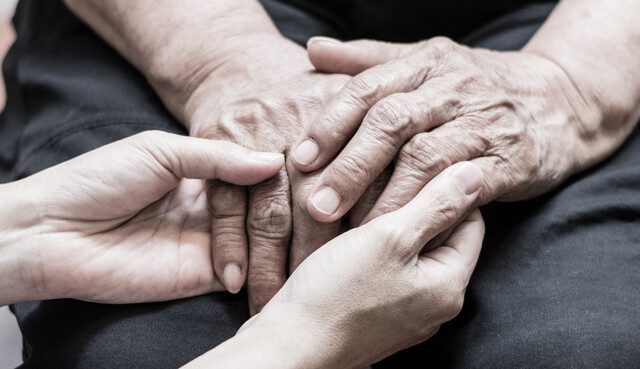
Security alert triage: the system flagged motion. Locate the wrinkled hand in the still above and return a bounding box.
[291,37,606,223]
[241,162,485,369]
[181,33,390,314]
[9,131,283,303]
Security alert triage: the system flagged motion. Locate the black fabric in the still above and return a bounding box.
[1,1,638,368]
[280,0,558,41]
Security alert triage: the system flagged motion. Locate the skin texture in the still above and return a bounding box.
[292,0,640,224]
[62,0,388,314]
[184,36,348,311]
[0,136,485,368]
[184,162,485,369]
[63,0,640,316]
[0,131,284,305]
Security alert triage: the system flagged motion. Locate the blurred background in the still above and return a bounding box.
[1,0,22,368]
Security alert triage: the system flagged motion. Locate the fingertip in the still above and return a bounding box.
[307,36,345,73]
[290,138,320,171]
[306,187,344,223]
[222,263,245,294]
[448,161,483,196]
[307,36,342,49]
[223,151,285,186]
[248,151,285,166]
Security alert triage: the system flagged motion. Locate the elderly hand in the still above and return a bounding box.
[0,131,283,305]
[183,33,392,314]
[186,161,484,369]
[290,36,621,223]
[65,0,392,314]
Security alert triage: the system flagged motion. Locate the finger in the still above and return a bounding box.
[130,131,284,185]
[371,161,483,257]
[420,209,484,283]
[307,37,418,75]
[246,169,292,315]
[287,160,342,273]
[349,168,393,228]
[304,86,461,222]
[291,38,462,174]
[469,155,517,205]
[209,181,249,294]
[362,120,489,223]
[290,53,438,173]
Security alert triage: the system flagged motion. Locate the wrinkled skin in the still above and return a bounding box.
[237,162,485,369]
[183,34,392,314]
[292,37,615,224]
[5,132,284,304]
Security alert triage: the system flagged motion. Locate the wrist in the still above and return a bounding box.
[521,47,637,173]
[185,302,352,369]
[183,34,312,133]
[0,180,47,305]
[148,29,281,116]
[522,0,640,171]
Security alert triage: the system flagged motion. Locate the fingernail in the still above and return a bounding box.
[310,187,341,215]
[250,152,284,165]
[292,139,319,166]
[450,162,483,195]
[307,36,342,47]
[222,264,243,294]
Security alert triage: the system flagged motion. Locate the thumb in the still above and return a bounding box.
[130,131,284,185]
[307,37,418,75]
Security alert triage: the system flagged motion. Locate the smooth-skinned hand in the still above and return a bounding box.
[0,131,284,304]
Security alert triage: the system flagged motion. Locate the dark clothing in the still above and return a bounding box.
[281,0,553,41]
[2,1,639,368]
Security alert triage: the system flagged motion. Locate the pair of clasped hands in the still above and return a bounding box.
[0,41,489,368]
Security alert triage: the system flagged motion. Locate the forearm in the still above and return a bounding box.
[63,0,281,122]
[183,304,346,369]
[524,0,640,166]
[183,325,307,369]
[0,181,43,306]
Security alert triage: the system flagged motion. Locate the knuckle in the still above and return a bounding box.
[248,196,292,239]
[327,153,372,193]
[212,226,246,251]
[430,190,463,226]
[373,220,405,247]
[248,266,286,290]
[135,130,168,143]
[344,74,384,105]
[209,187,246,217]
[366,97,415,140]
[400,135,450,179]
[425,37,458,57]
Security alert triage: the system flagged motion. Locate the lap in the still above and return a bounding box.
[3,1,638,368]
[377,4,640,368]
[376,125,640,369]
[4,1,338,368]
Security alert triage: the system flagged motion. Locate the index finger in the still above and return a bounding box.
[289,53,432,173]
